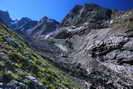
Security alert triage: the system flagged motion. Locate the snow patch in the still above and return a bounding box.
[55,43,68,52]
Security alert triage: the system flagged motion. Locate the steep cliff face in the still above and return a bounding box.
[61,3,112,28]
[26,17,59,40]
[0,24,81,89]
[0,18,6,25]
[38,3,133,89]
[10,17,37,31]
[0,10,13,26]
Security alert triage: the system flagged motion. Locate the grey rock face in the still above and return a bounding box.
[38,4,133,89]
[10,17,37,31]
[0,78,46,89]
[3,36,19,48]
[0,81,26,89]
[0,10,13,26]
[26,76,46,89]
[61,3,112,29]
[28,17,59,39]
[0,18,6,25]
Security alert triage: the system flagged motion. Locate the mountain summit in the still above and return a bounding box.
[61,3,112,28]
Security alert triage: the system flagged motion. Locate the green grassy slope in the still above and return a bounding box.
[0,24,81,89]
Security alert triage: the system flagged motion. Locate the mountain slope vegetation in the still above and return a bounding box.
[0,24,81,89]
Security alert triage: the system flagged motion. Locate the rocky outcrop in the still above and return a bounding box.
[0,18,6,25]
[0,10,13,26]
[36,3,133,89]
[61,3,112,29]
[27,17,59,39]
[10,17,37,31]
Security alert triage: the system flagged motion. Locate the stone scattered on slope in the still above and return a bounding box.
[36,3,133,89]
[0,24,81,89]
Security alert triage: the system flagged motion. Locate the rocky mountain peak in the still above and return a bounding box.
[18,17,32,23]
[61,3,113,29]
[84,3,103,10]
[40,16,49,22]
[10,17,33,30]
[0,10,13,26]
[39,16,59,25]
[28,17,59,39]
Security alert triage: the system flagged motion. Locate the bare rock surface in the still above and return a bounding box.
[35,3,133,89]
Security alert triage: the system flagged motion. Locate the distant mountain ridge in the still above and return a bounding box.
[28,17,59,39]
[61,3,113,28]
[0,10,59,40]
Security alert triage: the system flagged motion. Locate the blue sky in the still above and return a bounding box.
[0,0,133,21]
